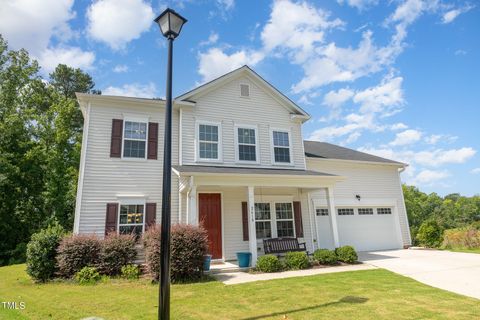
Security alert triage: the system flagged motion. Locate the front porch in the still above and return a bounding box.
[173,165,345,266]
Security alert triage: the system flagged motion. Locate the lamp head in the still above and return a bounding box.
[154,8,187,39]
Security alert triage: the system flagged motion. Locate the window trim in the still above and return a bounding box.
[117,198,146,235]
[269,128,294,166]
[195,120,223,162]
[121,116,149,161]
[234,124,259,164]
[315,207,329,216]
[254,200,296,239]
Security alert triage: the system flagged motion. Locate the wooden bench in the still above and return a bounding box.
[263,237,307,255]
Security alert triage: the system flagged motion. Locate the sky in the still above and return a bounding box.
[0,0,479,196]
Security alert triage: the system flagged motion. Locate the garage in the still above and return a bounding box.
[316,206,402,251]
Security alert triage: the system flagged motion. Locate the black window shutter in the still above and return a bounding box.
[105,203,119,235]
[145,203,157,230]
[241,202,249,241]
[110,119,123,158]
[293,201,304,238]
[147,122,158,160]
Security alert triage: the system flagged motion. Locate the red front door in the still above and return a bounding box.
[198,193,222,259]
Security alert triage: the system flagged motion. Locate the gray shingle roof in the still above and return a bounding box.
[304,140,405,165]
[173,165,336,177]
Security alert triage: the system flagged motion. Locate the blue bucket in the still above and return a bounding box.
[203,255,212,271]
[236,252,252,268]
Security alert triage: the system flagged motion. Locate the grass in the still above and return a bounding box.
[0,264,479,320]
[447,248,480,254]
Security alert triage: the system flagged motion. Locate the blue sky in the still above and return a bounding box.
[1,0,479,196]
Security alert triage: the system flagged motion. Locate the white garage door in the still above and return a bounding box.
[336,207,401,251]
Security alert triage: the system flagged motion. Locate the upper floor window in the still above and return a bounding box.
[123,121,147,158]
[198,123,219,160]
[272,130,291,164]
[237,127,257,162]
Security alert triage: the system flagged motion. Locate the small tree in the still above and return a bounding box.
[416,220,443,248]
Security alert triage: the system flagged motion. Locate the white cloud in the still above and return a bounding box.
[415,148,476,167]
[471,168,480,175]
[261,0,344,63]
[39,47,95,73]
[199,32,219,46]
[103,82,157,98]
[197,48,264,82]
[337,0,378,10]
[113,65,129,73]
[86,0,154,50]
[0,0,95,72]
[217,0,235,11]
[442,5,474,24]
[425,134,457,145]
[389,129,422,146]
[322,88,354,117]
[413,169,450,185]
[353,75,404,115]
[454,49,467,56]
[390,123,408,131]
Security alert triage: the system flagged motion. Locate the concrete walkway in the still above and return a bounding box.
[358,249,480,299]
[213,263,376,285]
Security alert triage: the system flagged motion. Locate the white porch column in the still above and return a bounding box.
[326,186,340,247]
[306,191,317,251]
[188,184,198,225]
[247,186,257,267]
[178,192,183,224]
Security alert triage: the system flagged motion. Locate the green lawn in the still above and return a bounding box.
[0,264,479,320]
[447,248,480,254]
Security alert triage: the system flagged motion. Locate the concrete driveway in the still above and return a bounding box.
[359,249,480,299]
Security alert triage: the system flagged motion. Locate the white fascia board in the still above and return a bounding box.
[306,156,407,168]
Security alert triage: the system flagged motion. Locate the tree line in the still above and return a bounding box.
[0,35,99,265]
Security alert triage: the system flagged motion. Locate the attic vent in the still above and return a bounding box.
[240,84,250,97]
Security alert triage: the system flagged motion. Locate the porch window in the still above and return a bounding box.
[123,121,147,158]
[119,204,144,236]
[275,203,294,237]
[237,127,257,161]
[199,124,219,160]
[254,203,272,239]
[272,131,291,163]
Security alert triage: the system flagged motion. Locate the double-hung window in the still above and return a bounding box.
[237,127,257,162]
[119,204,144,236]
[255,203,272,239]
[275,203,294,237]
[272,130,291,163]
[198,123,219,160]
[123,121,147,158]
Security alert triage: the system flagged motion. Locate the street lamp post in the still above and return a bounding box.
[154,8,187,320]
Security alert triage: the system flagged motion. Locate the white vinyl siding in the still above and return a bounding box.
[76,101,179,235]
[181,76,305,169]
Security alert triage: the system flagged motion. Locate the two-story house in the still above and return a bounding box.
[74,66,411,265]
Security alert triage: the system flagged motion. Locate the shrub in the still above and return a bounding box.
[98,233,137,275]
[285,251,310,270]
[144,224,209,282]
[26,224,65,282]
[335,246,358,264]
[416,220,443,248]
[75,266,101,285]
[443,226,480,249]
[256,255,283,272]
[121,264,140,280]
[57,234,101,278]
[313,249,337,265]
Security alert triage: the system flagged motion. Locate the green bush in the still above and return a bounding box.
[335,246,358,264]
[284,251,310,270]
[416,220,443,248]
[57,234,101,278]
[75,266,101,285]
[98,233,137,276]
[256,255,283,272]
[121,264,140,280]
[313,249,337,265]
[26,224,65,282]
[144,224,209,282]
